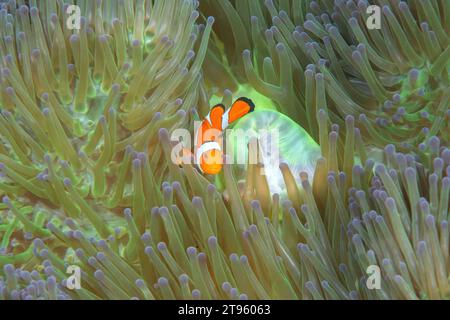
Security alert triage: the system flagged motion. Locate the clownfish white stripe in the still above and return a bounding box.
[221,110,229,130]
[195,141,222,169]
[195,113,213,147]
[205,113,212,126]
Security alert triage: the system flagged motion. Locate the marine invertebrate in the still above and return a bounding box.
[0,0,214,299]
[3,104,448,300]
[227,109,321,197]
[202,0,450,149]
[0,0,449,301]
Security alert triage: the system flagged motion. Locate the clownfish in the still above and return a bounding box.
[194,97,255,174]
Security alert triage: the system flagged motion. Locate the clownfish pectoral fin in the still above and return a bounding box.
[222,97,255,129]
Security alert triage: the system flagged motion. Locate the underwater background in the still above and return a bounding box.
[0,0,449,300]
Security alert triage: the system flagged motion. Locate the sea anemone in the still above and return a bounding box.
[202,0,450,148]
[227,109,321,198]
[0,0,449,300]
[0,0,214,299]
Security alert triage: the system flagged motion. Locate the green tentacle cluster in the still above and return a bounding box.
[0,0,449,300]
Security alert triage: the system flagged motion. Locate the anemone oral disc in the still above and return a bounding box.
[227,109,321,198]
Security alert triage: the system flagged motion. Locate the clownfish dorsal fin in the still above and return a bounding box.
[207,103,225,130]
[222,97,255,130]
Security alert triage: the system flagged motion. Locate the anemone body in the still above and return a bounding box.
[228,109,321,197]
[0,0,449,301]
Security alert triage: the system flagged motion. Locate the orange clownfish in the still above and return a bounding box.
[194,97,255,175]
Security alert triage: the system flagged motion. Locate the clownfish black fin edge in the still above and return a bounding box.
[212,103,226,111]
[236,97,255,112]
